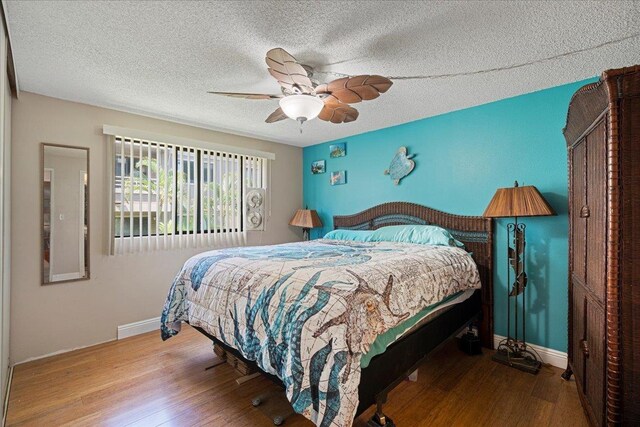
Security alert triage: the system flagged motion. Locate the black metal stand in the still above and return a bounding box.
[492,218,542,374]
[561,366,573,381]
[367,395,396,427]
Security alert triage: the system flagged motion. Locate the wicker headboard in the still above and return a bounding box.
[333,201,494,349]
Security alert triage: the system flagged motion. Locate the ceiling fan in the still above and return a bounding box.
[208,48,393,129]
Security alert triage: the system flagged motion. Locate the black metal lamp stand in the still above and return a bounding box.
[484,181,555,375]
[492,217,542,374]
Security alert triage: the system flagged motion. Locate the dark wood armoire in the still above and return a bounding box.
[562,65,640,426]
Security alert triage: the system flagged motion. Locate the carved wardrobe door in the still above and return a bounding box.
[569,120,606,423]
[564,66,640,426]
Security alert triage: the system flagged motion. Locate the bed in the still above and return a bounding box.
[161,202,493,427]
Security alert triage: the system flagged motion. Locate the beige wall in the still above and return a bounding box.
[11,92,302,363]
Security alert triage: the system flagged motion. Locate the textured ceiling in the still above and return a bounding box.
[5,1,640,147]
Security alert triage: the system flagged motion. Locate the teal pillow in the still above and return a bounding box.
[323,229,374,242]
[369,225,465,247]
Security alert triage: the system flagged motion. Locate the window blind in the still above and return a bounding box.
[110,135,269,254]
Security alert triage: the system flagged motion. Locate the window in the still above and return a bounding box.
[110,133,269,252]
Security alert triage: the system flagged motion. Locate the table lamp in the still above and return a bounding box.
[483,181,556,374]
[289,208,322,240]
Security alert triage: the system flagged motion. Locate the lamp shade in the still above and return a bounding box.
[289,209,323,229]
[279,95,324,122]
[483,182,556,218]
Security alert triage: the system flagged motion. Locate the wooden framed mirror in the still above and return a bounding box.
[41,143,90,285]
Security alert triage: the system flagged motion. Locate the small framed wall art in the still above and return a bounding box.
[330,170,347,185]
[329,142,346,158]
[311,160,326,174]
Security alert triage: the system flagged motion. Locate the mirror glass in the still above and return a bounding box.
[42,144,89,284]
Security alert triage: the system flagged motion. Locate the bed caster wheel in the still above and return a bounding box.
[251,397,262,407]
[273,415,284,425]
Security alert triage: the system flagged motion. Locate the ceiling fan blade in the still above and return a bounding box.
[267,69,314,92]
[208,91,283,100]
[265,48,314,94]
[265,107,288,123]
[315,75,393,104]
[318,96,359,124]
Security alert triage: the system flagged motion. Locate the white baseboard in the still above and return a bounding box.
[13,318,161,366]
[493,335,567,369]
[117,317,161,340]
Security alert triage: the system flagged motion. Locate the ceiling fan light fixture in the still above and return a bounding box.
[279,94,324,122]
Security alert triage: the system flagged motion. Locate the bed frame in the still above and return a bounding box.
[193,202,493,426]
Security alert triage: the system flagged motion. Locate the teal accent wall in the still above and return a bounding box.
[303,78,596,352]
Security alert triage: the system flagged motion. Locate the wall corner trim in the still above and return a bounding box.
[493,334,567,369]
[117,317,161,340]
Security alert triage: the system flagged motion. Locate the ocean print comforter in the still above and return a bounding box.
[161,239,480,427]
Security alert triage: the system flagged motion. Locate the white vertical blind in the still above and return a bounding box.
[118,138,125,253]
[169,145,175,250]
[137,139,143,253]
[111,136,269,254]
[147,142,152,252]
[176,146,181,247]
[183,146,189,248]
[154,142,160,250]
[231,154,237,234]
[200,150,205,237]
[211,151,218,244]
[192,148,198,248]
[128,138,134,254]
[222,153,228,233]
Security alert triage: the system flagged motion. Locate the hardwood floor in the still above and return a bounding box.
[6,325,588,426]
